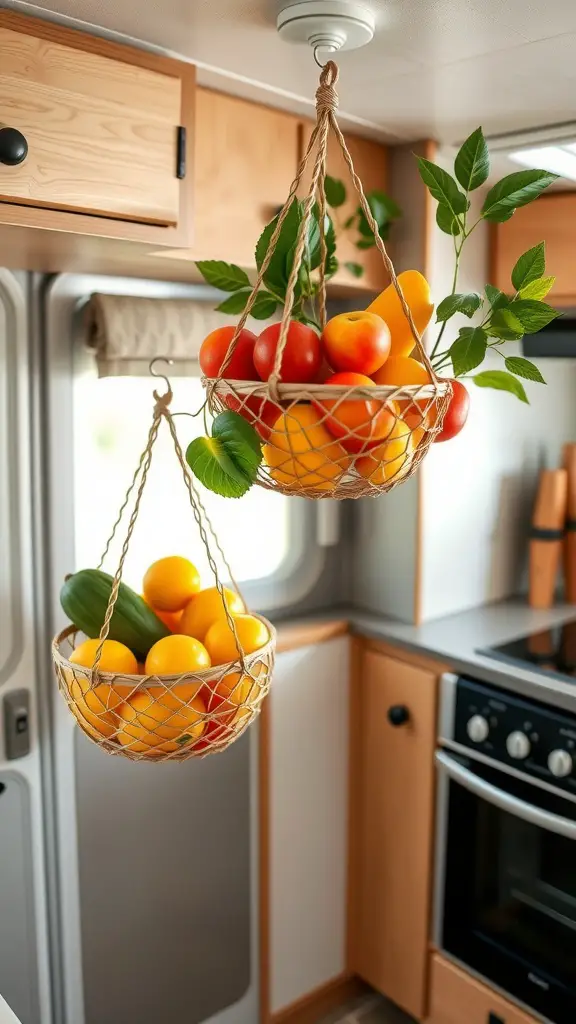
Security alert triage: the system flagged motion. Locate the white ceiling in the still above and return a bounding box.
[5,0,576,147]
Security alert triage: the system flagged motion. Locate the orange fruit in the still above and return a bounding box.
[367,270,434,358]
[373,356,432,418]
[205,614,270,666]
[143,556,201,612]
[117,686,206,754]
[142,594,182,632]
[180,586,245,643]
[316,372,396,454]
[144,634,211,676]
[68,640,137,739]
[263,404,350,492]
[207,669,262,719]
[356,420,414,486]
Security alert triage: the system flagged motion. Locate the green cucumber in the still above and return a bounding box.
[61,569,170,659]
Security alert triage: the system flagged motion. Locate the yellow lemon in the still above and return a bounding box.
[263,404,350,492]
[205,614,270,667]
[180,586,245,642]
[117,686,206,754]
[143,556,201,612]
[144,635,211,676]
[70,638,138,675]
[355,420,414,485]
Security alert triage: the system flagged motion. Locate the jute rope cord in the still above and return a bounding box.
[52,367,275,762]
[206,62,451,500]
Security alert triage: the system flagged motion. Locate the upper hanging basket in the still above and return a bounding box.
[52,371,275,761]
[204,62,451,500]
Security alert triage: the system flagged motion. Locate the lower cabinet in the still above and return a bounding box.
[349,643,438,1020]
[427,955,538,1024]
[269,636,351,1015]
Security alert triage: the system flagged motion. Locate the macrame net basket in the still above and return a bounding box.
[52,374,275,762]
[206,61,451,500]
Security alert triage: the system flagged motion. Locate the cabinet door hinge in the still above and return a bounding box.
[176,126,187,180]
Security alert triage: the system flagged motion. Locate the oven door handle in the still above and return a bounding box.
[435,750,576,840]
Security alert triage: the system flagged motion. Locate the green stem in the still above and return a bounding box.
[429,207,483,363]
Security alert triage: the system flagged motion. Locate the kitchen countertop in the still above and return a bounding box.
[277,600,576,714]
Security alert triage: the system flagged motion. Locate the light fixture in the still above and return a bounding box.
[509,144,576,181]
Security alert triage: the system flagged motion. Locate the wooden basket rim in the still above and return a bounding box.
[52,615,276,686]
[206,377,451,400]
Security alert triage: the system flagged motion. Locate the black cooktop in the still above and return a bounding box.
[487,618,576,682]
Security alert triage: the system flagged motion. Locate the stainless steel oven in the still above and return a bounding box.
[435,673,576,1024]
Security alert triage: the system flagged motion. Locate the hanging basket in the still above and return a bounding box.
[52,371,275,761]
[205,62,451,500]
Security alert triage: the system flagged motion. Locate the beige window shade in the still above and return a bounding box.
[85,293,230,378]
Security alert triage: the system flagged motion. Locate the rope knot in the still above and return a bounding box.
[316,61,339,113]
[153,386,173,418]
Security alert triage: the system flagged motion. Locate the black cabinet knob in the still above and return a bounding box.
[0,127,28,166]
[387,704,410,727]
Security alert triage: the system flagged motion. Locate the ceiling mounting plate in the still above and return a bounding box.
[276,1,375,55]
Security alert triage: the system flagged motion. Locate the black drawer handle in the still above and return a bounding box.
[387,704,410,727]
[0,127,28,166]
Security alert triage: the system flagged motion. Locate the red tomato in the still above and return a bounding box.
[254,321,322,384]
[224,393,280,441]
[199,326,257,379]
[322,311,391,375]
[434,379,470,442]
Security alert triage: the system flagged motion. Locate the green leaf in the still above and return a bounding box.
[487,307,524,340]
[454,127,490,191]
[195,261,251,292]
[215,289,251,315]
[508,299,561,333]
[356,208,376,240]
[504,356,546,383]
[186,411,262,499]
[344,261,364,278]
[519,275,555,300]
[481,170,559,223]
[323,212,337,277]
[250,291,278,320]
[449,327,487,376]
[343,214,356,229]
[416,157,468,219]
[485,284,509,309]
[436,203,461,235]
[367,189,402,224]
[255,198,302,296]
[511,241,546,291]
[356,238,374,250]
[324,175,346,208]
[436,292,482,322]
[473,370,529,403]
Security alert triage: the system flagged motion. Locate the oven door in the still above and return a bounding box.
[436,749,576,1024]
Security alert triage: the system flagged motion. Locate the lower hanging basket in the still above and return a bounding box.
[53,618,275,761]
[208,378,452,499]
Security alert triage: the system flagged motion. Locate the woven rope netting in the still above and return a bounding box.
[52,376,275,761]
[205,62,451,500]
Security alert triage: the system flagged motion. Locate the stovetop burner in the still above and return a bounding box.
[487,617,576,682]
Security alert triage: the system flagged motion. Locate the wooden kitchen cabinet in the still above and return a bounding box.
[427,955,538,1024]
[491,192,576,306]
[349,642,438,1020]
[0,10,194,244]
[193,88,301,267]
[301,123,389,293]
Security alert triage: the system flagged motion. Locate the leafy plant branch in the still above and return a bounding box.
[418,126,560,401]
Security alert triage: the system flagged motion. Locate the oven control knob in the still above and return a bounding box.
[548,749,573,778]
[506,731,531,759]
[467,715,489,743]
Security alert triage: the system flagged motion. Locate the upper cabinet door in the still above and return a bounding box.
[194,88,301,267]
[301,124,389,293]
[491,193,576,306]
[0,18,184,225]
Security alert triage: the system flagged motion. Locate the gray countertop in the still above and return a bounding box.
[277,599,576,714]
[349,599,576,713]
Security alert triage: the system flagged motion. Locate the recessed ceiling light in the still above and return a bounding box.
[509,144,576,181]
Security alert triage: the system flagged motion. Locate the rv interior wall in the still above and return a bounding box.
[349,142,431,624]
[420,148,576,621]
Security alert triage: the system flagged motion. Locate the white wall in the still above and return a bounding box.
[420,148,576,620]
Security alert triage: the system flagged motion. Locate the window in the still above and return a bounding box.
[73,374,294,601]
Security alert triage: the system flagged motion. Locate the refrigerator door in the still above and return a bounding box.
[43,274,258,1024]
